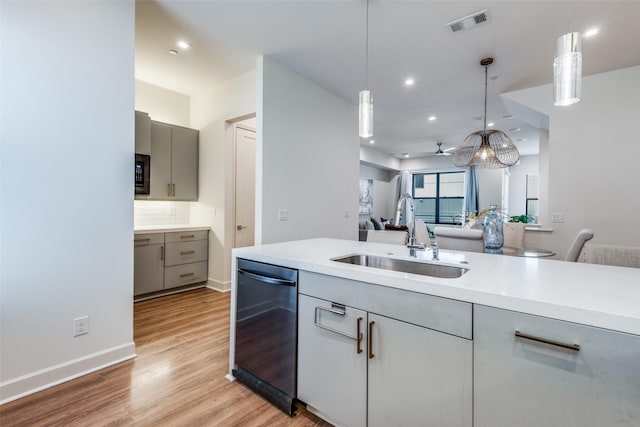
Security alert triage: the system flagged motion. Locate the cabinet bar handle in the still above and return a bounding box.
[180,250,195,255]
[356,317,363,354]
[134,238,150,242]
[180,272,195,278]
[168,183,172,196]
[181,234,195,239]
[368,321,375,359]
[172,183,176,197]
[314,306,361,343]
[160,246,164,261]
[515,330,580,352]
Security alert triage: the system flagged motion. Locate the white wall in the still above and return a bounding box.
[507,155,539,217]
[0,1,135,403]
[503,65,640,258]
[135,79,190,127]
[258,56,359,244]
[190,70,257,290]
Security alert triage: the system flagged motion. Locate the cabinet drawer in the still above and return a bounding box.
[474,305,640,427]
[300,271,472,339]
[165,230,208,243]
[164,240,207,266]
[164,261,208,289]
[134,233,164,246]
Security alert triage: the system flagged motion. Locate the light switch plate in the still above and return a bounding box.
[278,209,288,221]
[551,212,565,223]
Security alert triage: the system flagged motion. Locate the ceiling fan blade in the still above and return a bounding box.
[443,147,456,152]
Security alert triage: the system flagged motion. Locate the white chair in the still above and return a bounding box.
[367,230,409,245]
[579,243,640,268]
[433,227,485,253]
[503,222,526,249]
[565,229,594,262]
[414,220,431,245]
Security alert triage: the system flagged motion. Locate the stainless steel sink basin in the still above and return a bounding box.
[331,254,468,278]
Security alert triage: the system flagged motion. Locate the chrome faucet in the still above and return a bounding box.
[431,242,439,261]
[395,192,426,256]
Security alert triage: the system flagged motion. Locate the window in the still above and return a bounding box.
[413,172,465,224]
[526,173,539,222]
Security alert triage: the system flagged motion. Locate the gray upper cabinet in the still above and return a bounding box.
[474,305,640,427]
[135,111,151,155]
[142,120,199,201]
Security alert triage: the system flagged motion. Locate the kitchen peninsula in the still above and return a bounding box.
[229,238,640,427]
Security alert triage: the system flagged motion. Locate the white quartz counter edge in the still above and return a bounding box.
[232,238,640,336]
[134,225,210,234]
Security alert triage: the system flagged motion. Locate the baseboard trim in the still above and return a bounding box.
[0,342,136,405]
[206,278,230,292]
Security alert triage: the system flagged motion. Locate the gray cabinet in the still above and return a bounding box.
[474,305,640,427]
[133,233,164,296]
[147,121,198,201]
[297,272,472,427]
[134,230,208,297]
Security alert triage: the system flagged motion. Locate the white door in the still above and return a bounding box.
[234,126,256,248]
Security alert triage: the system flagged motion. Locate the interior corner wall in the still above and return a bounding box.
[258,56,359,244]
[0,0,135,403]
[189,70,256,290]
[503,65,640,258]
[135,79,190,127]
[507,155,539,217]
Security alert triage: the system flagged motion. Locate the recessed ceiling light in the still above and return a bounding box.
[428,116,437,121]
[487,122,495,127]
[168,49,178,55]
[584,28,599,38]
[508,127,521,132]
[502,114,514,119]
[176,40,191,49]
[369,139,375,144]
[405,78,415,86]
[403,153,410,158]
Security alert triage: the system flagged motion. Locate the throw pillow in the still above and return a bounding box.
[370,217,383,230]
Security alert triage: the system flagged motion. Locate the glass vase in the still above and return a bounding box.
[483,205,504,250]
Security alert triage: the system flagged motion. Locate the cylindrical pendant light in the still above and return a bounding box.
[553,31,582,106]
[359,0,373,138]
[359,90,373,138]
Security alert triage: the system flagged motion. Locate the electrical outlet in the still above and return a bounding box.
[344,210,349,218]
[73,316,89,337]
[278,209,288,221]
[551,212,565,223]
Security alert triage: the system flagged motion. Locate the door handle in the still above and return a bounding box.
[368,321,375,359]
[237,225,247,230]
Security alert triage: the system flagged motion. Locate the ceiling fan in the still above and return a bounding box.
[435,142,455,156]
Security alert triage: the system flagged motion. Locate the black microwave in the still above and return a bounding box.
[135,154,150,195]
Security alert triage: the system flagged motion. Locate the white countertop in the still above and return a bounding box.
[134,224,210,234]
[232,238,640,336]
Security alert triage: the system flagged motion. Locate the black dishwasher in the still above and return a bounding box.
[234,258,298,415]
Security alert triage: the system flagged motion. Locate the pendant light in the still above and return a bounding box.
[553,2,582,107]
[359,0,373,138]
[452,57,519,169]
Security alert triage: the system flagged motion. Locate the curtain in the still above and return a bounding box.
[465,166,479,215]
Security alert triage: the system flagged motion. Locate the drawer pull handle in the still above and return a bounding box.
[160,246,164,261]
[368,321,375,359]
[181,234,195,239]
[180,250,195,255]
[314,306,362,349]
[168,183,172,197]
[172,183,176,197]
[515,330,580,352]
[134,238,150,242]
[180,272,195,278]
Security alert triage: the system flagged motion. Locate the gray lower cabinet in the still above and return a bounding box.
[134,230,208,296]
[474,305,640,427]
[133,233,164,295]
[297,272,472,427]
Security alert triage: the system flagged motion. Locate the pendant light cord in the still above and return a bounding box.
[365,0,369,89]
[483,63,488,133]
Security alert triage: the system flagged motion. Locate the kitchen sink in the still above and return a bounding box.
[331,254,468,278]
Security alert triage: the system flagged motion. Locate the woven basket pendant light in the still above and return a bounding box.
[453,58,519,169]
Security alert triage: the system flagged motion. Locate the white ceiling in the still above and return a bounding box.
[135,0,640,158]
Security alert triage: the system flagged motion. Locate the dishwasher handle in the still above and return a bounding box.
[238,268,297,286]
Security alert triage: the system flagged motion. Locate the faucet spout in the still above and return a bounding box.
[396,192,417,246]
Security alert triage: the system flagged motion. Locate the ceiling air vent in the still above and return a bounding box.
[447,9,490,33]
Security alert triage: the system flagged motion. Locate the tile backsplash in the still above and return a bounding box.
[134,201,191,226]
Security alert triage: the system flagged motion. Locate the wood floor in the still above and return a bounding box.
[0,288,332,427]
